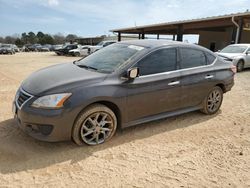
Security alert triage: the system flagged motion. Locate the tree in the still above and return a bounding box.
[0,37,4,43]
[28,31,38,44]
[39,34,55,45]
[66,34,78,43]
[37,31,45,39]
[21,32,28,44]
[4,36,16,44]
[15,38,24,46]
[53,33,65,44]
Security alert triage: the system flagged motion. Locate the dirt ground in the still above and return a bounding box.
[0,52,250,187]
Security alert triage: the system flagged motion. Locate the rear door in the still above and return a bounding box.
[179,48,216,108]
[125,47,182,123]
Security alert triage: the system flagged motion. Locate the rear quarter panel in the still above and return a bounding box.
[213,59,234,92]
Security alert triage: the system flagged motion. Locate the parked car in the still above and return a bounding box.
[41,44,53,51]
[13,40,235,146]
[88,41,116,54]
[55,44,80,55]
[217,44,250,72]
[39,44,53,52]
[0,44,15,54]
[22,44,32,52]
[12,44,20,52]
[68,45,90,56]
[52,44,64,51]
[27,44,43,52]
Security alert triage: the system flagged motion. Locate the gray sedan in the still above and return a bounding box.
[13,40,235,146]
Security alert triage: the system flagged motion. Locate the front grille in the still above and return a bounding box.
[17,90,32,108]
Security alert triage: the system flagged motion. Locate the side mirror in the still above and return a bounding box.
[246,52,249,55]
[127,67,139,79]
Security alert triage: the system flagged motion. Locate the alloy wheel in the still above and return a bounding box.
[207,89,222,113]
[80,112,114,145]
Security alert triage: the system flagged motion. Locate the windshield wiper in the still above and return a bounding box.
[76,64,98,71]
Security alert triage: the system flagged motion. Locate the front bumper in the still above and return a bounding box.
[13,90,76,142]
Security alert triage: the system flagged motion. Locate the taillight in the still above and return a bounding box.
[231,65,237,74]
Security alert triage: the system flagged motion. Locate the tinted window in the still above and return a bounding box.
[137,48,177,76]
[180,48,206,69]
[206,52,216,64]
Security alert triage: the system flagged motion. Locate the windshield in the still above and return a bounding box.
[75,43,145,73]
[221,45,247,53]
[96,41,104,46]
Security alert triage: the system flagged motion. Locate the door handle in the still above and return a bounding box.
[168,81,180,86]
[205,75,214,79]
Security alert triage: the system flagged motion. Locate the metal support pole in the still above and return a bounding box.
[118,32,121,42]
[157,34,159,40]
[238,18,244,43]
[177,25,183,41]
[141,33,145,39]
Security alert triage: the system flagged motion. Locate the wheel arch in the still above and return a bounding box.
[74,100,122,130]
[237,58,245,65]
[95,101,122,129]
[215,83,226,93]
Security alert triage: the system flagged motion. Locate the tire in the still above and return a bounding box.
[201,86,223,115]
[74,52,80,57]
[237,60,244,72]
[72,104,117,146]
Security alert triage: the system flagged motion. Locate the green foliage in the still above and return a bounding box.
[15,38,24,46]
[1,31,78,45]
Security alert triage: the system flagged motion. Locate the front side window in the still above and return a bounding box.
[137,48,177,76]
[180,48,206,69]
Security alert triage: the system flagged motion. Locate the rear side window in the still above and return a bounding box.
[206,52,216,64]
[138,48,177,76]
[180,48,206,69]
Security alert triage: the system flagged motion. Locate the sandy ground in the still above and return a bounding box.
[0,52,250,187]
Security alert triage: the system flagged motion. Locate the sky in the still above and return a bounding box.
[0,0,250,42]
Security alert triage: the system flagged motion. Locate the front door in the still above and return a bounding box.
[125,47,182,124]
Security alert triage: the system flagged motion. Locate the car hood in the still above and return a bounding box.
[22,62,107,96]
[216,52,243,59]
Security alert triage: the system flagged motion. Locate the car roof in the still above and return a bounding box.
[227,44,250,47]
[119,39,211,52]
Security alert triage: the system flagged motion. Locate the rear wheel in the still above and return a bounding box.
[237,60,244,72]
[201,86,223,115]
[72,104,117,146]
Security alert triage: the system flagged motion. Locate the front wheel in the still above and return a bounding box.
[237,60,244,72]
[74,52,80,57]
[201,86,223,115]
[72,104,117,146]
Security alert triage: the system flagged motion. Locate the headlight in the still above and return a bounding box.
[31,93,72,109]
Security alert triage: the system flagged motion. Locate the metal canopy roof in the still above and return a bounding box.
[111,11,250,35]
